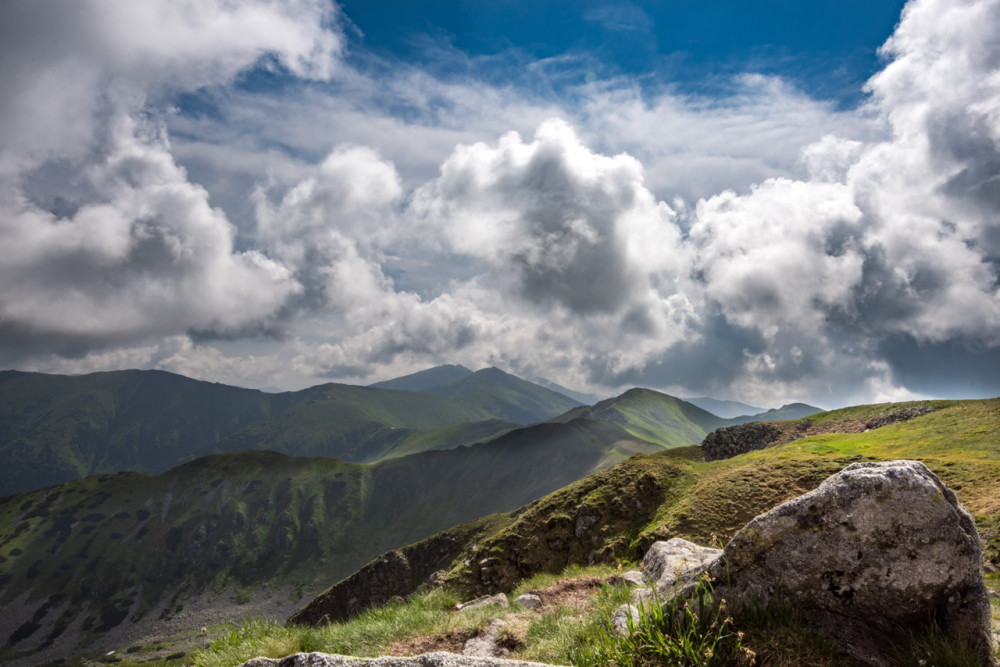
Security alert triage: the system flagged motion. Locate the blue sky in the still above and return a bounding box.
[338,0,905,103]
[1,0,998,408]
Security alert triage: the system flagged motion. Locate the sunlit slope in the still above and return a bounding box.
[417,367,585,425]
[551,387,728,449]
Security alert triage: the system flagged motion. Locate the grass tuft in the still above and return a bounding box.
[568,574,753,667]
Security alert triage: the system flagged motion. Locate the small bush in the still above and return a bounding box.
[568,574,754,667]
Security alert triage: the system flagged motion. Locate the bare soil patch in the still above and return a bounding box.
[389,630,472,656]
[522,575,606,610]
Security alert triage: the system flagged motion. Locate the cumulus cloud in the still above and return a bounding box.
[254,145,403,318]
[410,119,683,315]
[673,0,1000,401]
[0,0,342,358]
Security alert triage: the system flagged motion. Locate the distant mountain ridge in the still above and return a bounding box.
[373,366,584,425]
[0,367,578,496]
[730,402,823,424]
[369,364,473,392]
[685,396,766,419]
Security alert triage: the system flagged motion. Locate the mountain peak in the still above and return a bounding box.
[369,365,473,392]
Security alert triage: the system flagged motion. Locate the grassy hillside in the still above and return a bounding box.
[0,369,304,496]
[213,385,520,463]
[0,415,657,661]
[292,398,1000,620]
[551,388,727,449]
[449,399,1000,594]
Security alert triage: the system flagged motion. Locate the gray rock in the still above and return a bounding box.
[574,503,600,537]
[607,570,645,588]
[463,619,510,658]
[241,659,279,667]
[246,652,563,666]
[700,460,994,666]
[640,537,721,590]
[456,593,509,612]
[515,593,543,609]
[629,586,653,605]
[610,604,640,635]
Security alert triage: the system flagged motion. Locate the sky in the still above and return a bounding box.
[1,0,999,409]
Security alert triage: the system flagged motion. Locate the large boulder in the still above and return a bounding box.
[700,460,993,665]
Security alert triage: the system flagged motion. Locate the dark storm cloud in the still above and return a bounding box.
[878,335,1000,398]
[585,313,766,392]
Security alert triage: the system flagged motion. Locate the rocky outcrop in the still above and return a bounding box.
[700,422,782,461]
[689,460,994,665]
[610,538,721,629]
[864,405,934,429]
[289,530,472,626]
[240,652,562,666]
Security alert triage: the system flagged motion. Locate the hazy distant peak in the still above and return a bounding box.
[684,396,767,419]
[369,364,473,392]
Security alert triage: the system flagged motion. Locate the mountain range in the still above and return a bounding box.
[0,365,823,661]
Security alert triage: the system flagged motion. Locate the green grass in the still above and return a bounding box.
[569,575,752,667]
[194,587,513,667]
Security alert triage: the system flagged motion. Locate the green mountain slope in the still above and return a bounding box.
[0,368,582,496]
[0,369,305,496]
[390,367,585,425]
[551,387,728,449]
[0,415,657,659]
[213,384,519,463]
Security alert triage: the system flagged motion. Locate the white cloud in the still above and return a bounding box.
[0,0,343,358]
[410,119,684,315]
